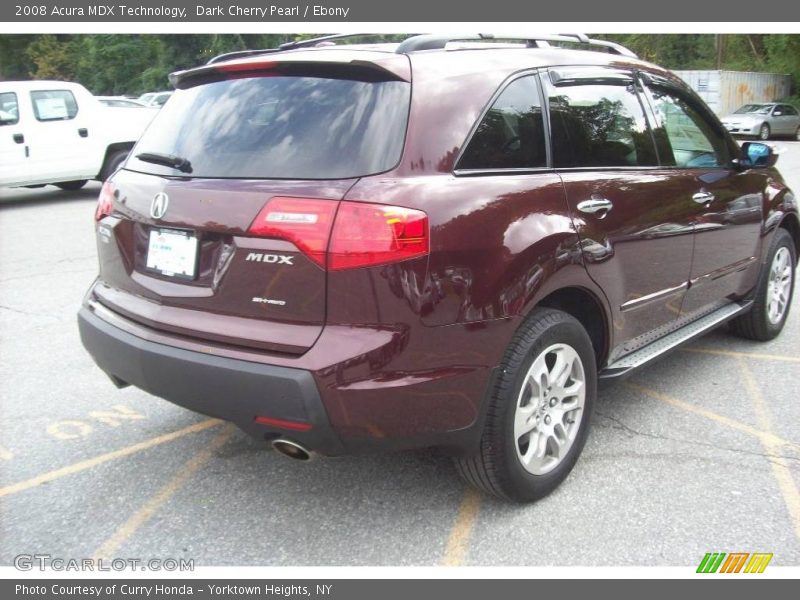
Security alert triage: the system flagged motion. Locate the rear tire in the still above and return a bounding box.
[759,123,771,140]
[99,149,129,181]
[454,308,596,502]
[55,180,88,191]
[730,228,795,341]
[795,126,800,141]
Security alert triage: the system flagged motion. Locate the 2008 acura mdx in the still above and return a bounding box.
[79,34,798,502]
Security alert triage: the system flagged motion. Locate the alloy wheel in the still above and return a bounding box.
[514,343,586,475]
[767,247,793,324]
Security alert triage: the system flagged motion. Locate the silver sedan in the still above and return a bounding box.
[720,103,800,140]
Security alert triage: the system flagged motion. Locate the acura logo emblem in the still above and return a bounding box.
[150,192,169,220]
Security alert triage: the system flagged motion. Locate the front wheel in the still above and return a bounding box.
[454,308,596,502]
[731,228,795,341]
[759,123,771,140]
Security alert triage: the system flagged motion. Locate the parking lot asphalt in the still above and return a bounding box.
[1,143,799,568]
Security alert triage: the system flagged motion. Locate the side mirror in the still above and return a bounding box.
[774,111,783,116]
[740,141,778,168]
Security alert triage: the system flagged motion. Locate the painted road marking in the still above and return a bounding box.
[47,420,93,440]
[737,357,800,542]
[46,405,146,441]
[0,446,14,461]
[88,405,146,427]
[682,347,800,363]
[625,383,800,452]
[92,423,236,559]
[441,487,482,566]
[0,419,221,499]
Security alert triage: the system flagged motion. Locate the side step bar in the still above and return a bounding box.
[599,301,752,382]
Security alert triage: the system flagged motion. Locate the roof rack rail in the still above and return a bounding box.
[206,33,377,65]
[205,33,637,66]
[394,34,638,58]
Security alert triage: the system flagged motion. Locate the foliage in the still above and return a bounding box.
[600,34,799,90]
[0,34,798,97]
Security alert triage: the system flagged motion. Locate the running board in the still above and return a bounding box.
[599,301,752,382]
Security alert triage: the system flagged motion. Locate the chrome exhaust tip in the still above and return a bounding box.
[271,439,313,461]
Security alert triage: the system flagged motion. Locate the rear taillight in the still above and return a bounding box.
[95,181,115,222]
[247,197,429,271]
[248,197,338,268]
[329,202,429,271]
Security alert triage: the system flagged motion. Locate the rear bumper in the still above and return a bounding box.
[77,307,346,455]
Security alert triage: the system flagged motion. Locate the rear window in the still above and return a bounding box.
[128,75,410,180]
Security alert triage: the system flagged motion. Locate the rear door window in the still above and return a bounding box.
[30,90,79,121]
[547,78,657,168]
[457,75,547,170]
[129,75,410,180]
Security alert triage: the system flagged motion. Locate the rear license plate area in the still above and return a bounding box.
[145,228,199,280]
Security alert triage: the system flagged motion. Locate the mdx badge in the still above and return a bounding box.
[246,252,294,265]
[150,192,169,220]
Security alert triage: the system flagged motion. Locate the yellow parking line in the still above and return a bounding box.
[0,446,14,461]
[625,383,800,451]
[0,419,221,499]
[682,347,800,363]
[441,487,482,566]
[737,358,800,542]
[92,423,236,560]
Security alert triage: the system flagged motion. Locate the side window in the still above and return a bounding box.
[548,82,657,168]
[0,92,19,125]
[458,75,546,170]
[784,105,799,116]
[30,90,79,122]
[647,86,730,168]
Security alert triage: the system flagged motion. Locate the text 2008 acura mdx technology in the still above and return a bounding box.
[79,34,798,502]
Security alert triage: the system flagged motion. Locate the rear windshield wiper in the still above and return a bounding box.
[135,152,193,174]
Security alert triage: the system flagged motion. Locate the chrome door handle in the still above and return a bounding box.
[577,197,613,215]
[692,191,715,204]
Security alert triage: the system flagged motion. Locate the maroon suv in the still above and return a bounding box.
[79,34,798,502]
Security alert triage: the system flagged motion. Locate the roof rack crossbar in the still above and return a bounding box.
[394,34,637,58]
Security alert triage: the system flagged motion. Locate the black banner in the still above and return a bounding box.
[2,0,800,22]
[3,579,800,600]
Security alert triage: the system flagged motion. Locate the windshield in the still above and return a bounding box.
[734,104,772,115]
[128,75,410,180]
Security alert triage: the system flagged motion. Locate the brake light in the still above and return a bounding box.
[329,202,429,271]
[215,60,277,74]
[95,181,115,222]
[248,197,429,271]
[248,197,338,268]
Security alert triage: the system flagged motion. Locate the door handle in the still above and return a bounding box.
[78,128,88,138]
[12,133,24,144]
[692,191,715,204]
[577,197,613,216]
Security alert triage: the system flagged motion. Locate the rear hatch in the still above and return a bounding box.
[92,55,411,355]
